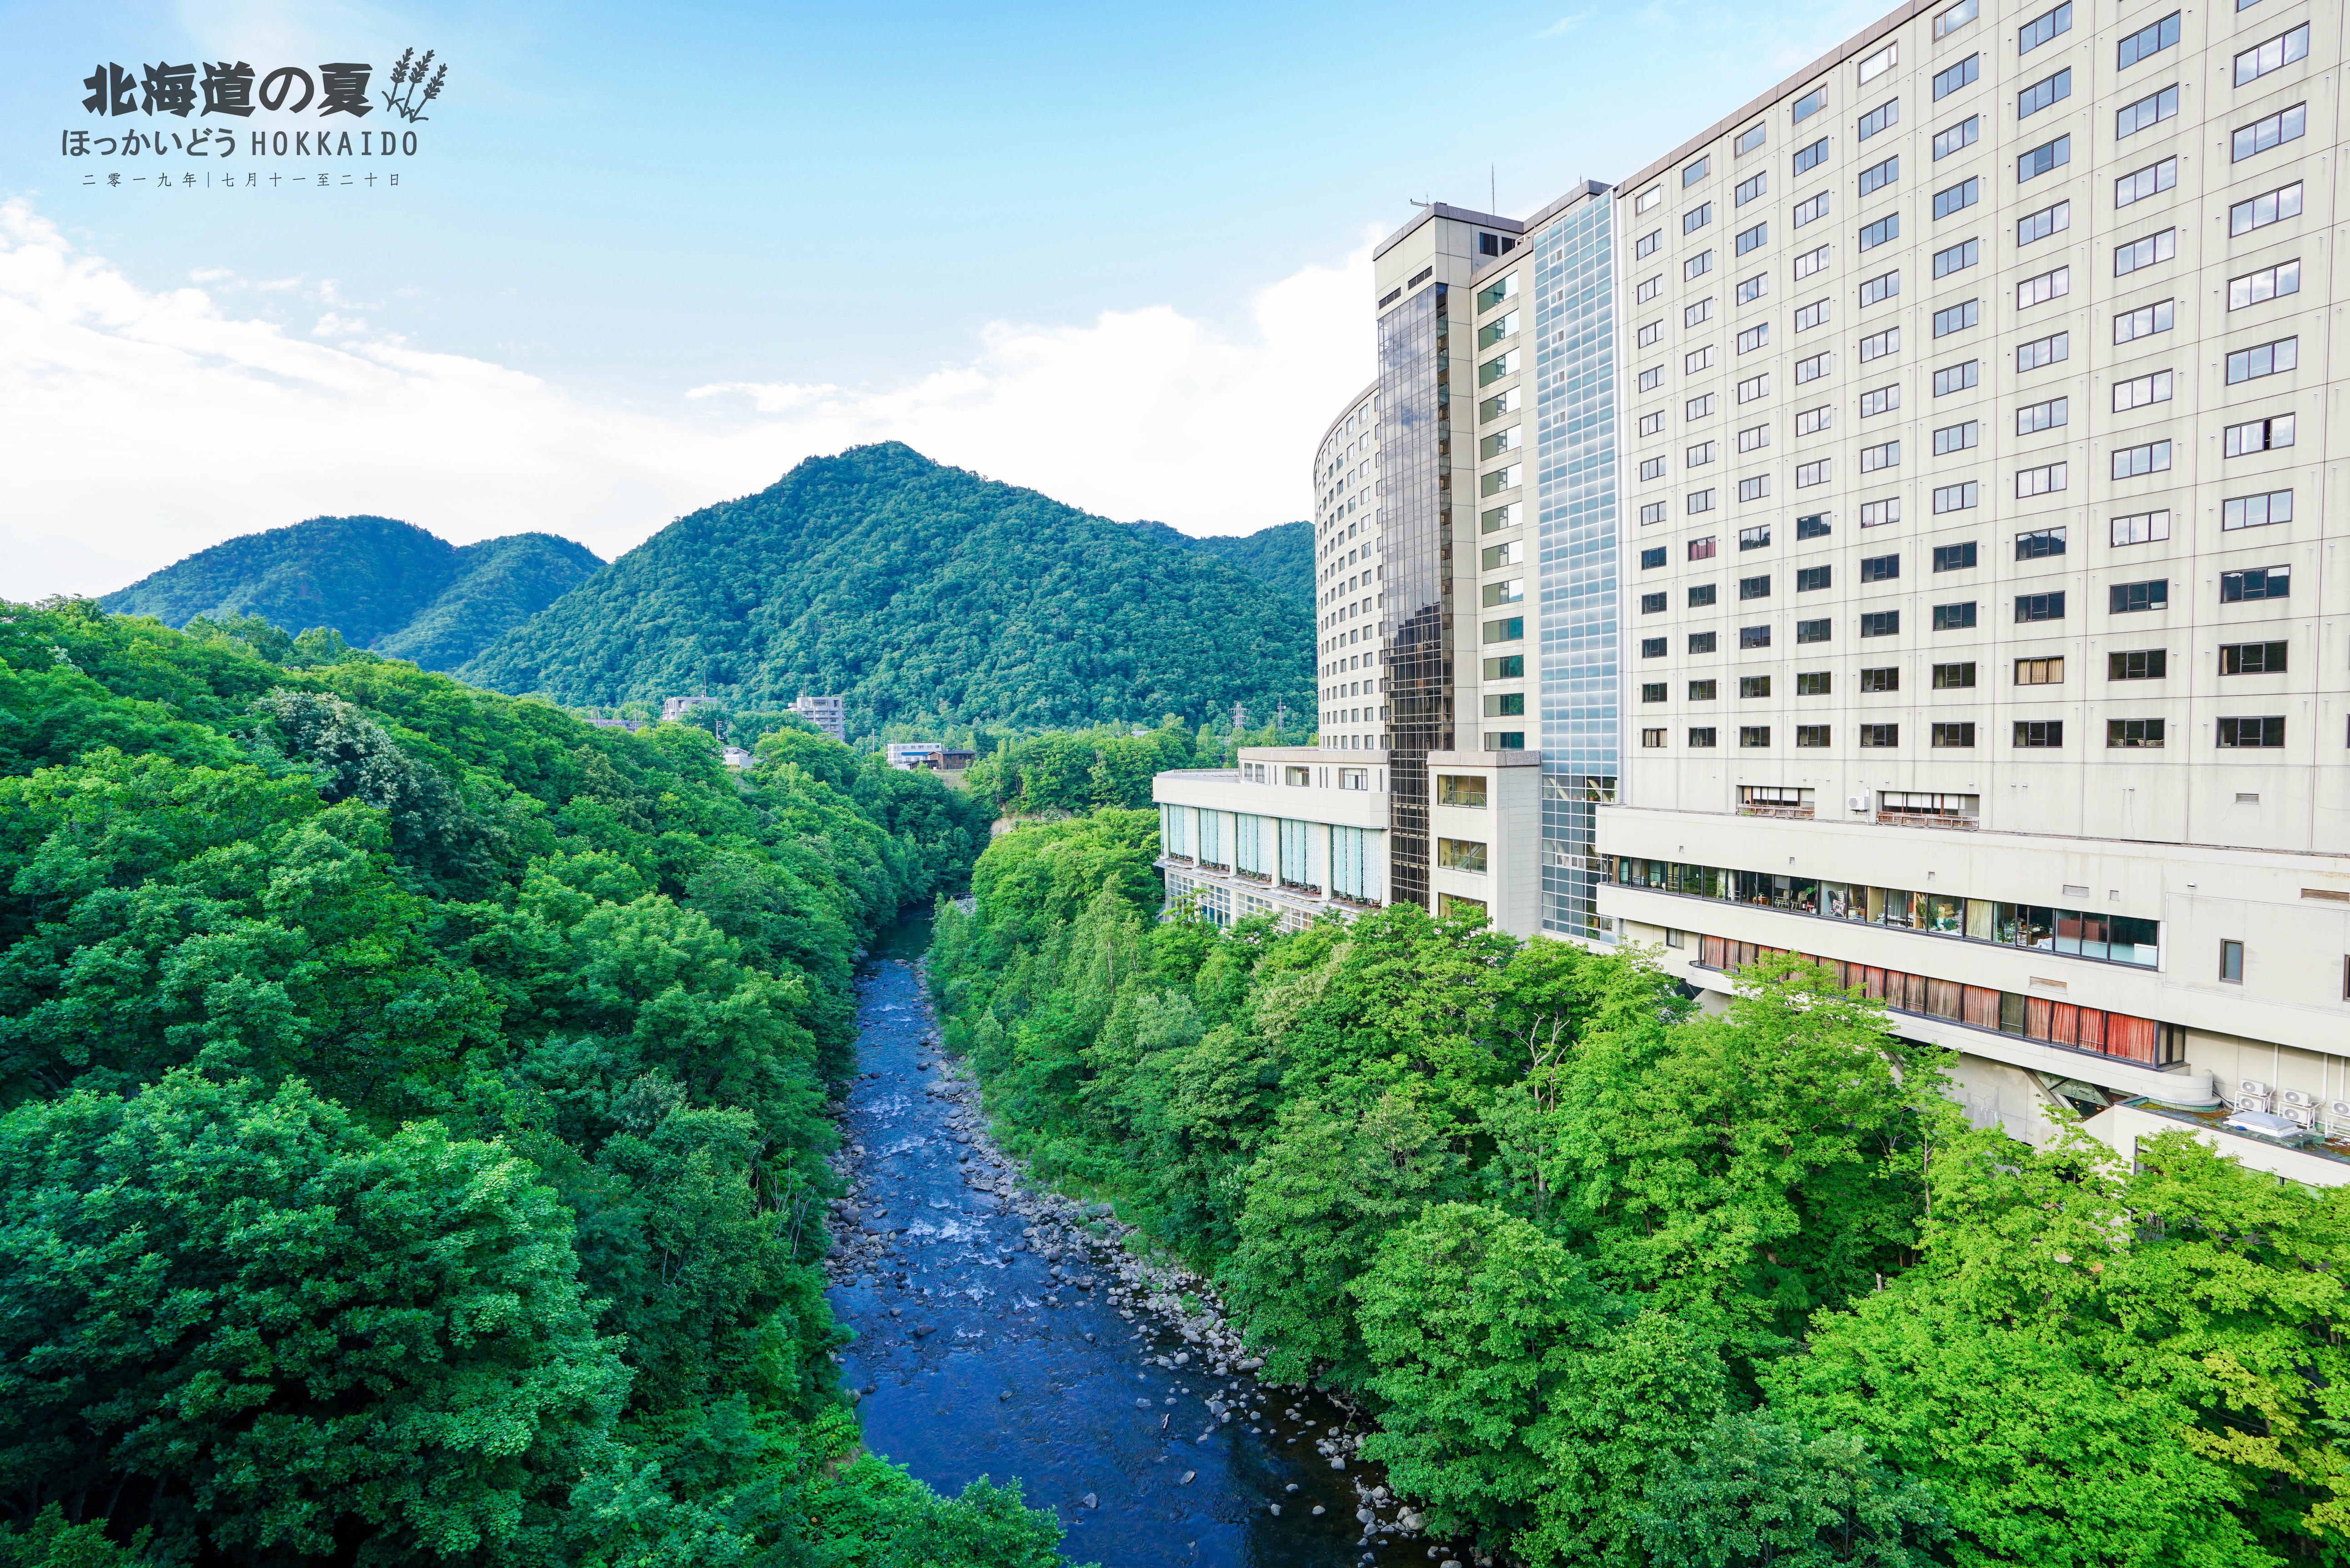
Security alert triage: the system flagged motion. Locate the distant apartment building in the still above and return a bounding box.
[1155,0,2350,1179]
[661,694,719,723]
[793,693,846,743]
[887,741,946,769]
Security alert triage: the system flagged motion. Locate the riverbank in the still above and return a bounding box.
[818,940,1491,1568]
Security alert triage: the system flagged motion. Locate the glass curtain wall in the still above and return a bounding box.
[1378,283,1453,908]
[1532,193,1620,940]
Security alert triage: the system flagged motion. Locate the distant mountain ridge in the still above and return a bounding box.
[101,516,603,673]
[1127,518,1310,602]
[458,443,1313,739]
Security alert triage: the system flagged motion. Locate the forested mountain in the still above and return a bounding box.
[457,444,1313,740]
[100,515,603,672]
[1126,518,1311,602]
[0,600,1073,1565]
[933,815,2350,1568]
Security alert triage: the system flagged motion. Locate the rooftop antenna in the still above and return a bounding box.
[1491,164,1496,212]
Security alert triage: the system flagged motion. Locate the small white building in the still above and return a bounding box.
[886,741,945,770]
[1152,746,1540,935]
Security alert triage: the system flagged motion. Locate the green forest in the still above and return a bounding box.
[931,810,2350,1568]
[957,718,1306,819]
[0,599,1085,1566]
[455,445,1315,741]
[100,516,603,674]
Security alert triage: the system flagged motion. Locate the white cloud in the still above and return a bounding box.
[0,198,1375,601]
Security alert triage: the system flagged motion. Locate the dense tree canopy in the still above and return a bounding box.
[456,444,1314,740]
[0,599,1071,1565]
[930,810,2350,1568]
[100,515,602,673]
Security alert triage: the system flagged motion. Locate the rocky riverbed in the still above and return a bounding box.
[820,939,1491,1568]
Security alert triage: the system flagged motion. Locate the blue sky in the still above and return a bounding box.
[0,0,1886,598]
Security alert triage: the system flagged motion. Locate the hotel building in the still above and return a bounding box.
[1159,0,2350,1176]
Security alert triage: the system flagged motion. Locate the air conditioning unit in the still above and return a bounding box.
[2330,1100,2350,1123]
[2284,1105,2316,1128]
[1848,794,1869,812]
[2283,1088,2314,1108]
[2240,1077,2271,1099]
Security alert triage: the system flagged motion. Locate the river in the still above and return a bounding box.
[823,915,1484,1568]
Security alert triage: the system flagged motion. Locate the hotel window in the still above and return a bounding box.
[1689,584,1716,606]
[1737,271,1768,305]
[1933,662,1977,688]
[1793,192,1830,228]
[1859,385,1898,418]
[2108,718,2165,749]
[2017,396,2067,434]
[1857,100,1898,141]
[2111,579,2169,613]
[2019,1,2071,52]
[1739,476,1771,502]
[1639,367,1663,392]
[1638,411,1665,437]
[2116,85,2179,139]
[2220,940,2245,983]
[1736,222,1768,256]
[1737,373,1769,403]
[2015,657,2064,686]
[2014,720,2064,748]
[1858,157,1898,197]
[1685,202,1714,234]
[1793,136,1829,176]
[2117,10,2178,68]
[1740,726,1772,748]
[1796,353,1831,384]
[2017,201,2070,246]
[1690,678,1717,699]
[1688,536,1718,560]
[1860,440,1899,473]
[1641,684,1667,703]
[2018,266,2069,309]
[1800,404,1835,434]
[2228,261,2300,313]
[1797,618,1832,643]
[2017,332,2068,373]
[2218,717,2286,749]
[2114,229,2175,276]
[1691,632,1719,654]
[1933,602,1977,630]
[1860,610,1900,637]
[2109,649,2165,680]
[2111,509,2171,546]
[1933,483,1978,514]
[1797,671,1833,694]
[1933,543,1977,572]
[1736,122,1768,156]
[2124,160,2171,210]
[1641,592,1667,613]
[1933,420,1978,456]
[1933,723,1977,748]
[1797,725,1831,747]
[1739,626,1772,649]
[1637,274,1662,303]
[2019,68,2071,119]
[2015,592,2066,622]
[2232,104,2305,162]
[1859,271,1898,308]
[2018,135,2071,182]
[1933,116,1980,161]
[1795,298,1830,332]
[1859,553,1899,583]
[1793,85,1827,122]
[1687,442,1717,469]
[1687,393,1717,420]
[2223,416,2294,457]
[1640,503,1668,526]
[1641,637,1668,658]
[1736,171,1768,207]
[1797,514,1831,539]
[2110,439,2172,480]
[1860,499,1899,528]
[1641,729,1667,747]
[1934,52,1978,97]
[1437,837,1488,872]
[1737,324,1770,354]
[1859,666,1899,692]
[2235,24,2310,87]
[1797,566,1831,592]
[1739,574,1770,600]
[1686,346,1715,374]
[2227,338,2297,384]
[1933,180,1978,221]
[1933,239,1978,278]
[1737,422,1769,453]
[2219,566,2289,603]
[1689,727,1718,748]
[1685,298,1714,329]
[2016,463,2067,498]
[1858,724,1898,748]
[2114,301,2173,343]
[1687,489,1717,514]
[1797,460,1830,488]
[2219,640,2289,675]
[1793,243,1829,280]
[1637,229,1662,259]
[2230,184,2302,237]
[1858,214,1898,252]
[1685,250,1714,280]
